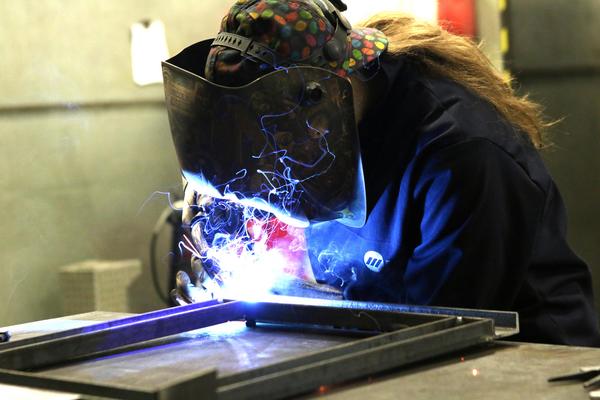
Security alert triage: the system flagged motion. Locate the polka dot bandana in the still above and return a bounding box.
[206,0,388,81]
[338,27,389,77]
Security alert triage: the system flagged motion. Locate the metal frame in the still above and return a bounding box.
[0,298,515,400]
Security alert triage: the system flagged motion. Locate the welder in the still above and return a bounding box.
[163,0,600,346]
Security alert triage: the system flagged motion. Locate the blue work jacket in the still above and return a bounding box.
[306,54,600,347]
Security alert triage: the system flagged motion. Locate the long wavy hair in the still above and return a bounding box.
[362,13,550,148]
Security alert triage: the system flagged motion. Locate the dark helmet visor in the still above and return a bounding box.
[162,40,366,228]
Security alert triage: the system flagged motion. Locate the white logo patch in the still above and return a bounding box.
[363,251,385,273]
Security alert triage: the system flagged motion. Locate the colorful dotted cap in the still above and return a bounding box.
[205,0,389,84]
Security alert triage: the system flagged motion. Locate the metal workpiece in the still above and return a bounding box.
[218,319,493,400]
[242,300,442,332]
[0,300,220,352]
[218,317,458,387]
[0,368,217,400]
[0,300,244,370]
[231,295,518,338]
[0,298,502,400]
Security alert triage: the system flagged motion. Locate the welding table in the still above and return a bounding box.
[0,308,598,400]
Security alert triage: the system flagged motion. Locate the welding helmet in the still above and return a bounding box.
[162,0,388,228]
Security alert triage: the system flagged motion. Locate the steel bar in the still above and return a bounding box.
[0,301,244,371]
[0,300,221,351]
[229,296,518,337]
[243,301,442,332]
[218,319,494,400]
[0,368,216,400]
[219,316,457,386]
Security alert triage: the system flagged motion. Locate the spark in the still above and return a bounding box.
[178,235,202,260]
[137,191,182,216]
[318,385,330,394]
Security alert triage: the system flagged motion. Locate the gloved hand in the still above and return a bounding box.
[170,180,222,305]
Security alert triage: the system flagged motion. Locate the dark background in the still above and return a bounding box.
[510,0,600,311]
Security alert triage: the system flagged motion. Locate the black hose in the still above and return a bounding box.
[150,206,176,305]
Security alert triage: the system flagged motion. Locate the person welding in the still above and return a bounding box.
[163,0,600,346]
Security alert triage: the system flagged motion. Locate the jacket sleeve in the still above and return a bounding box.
[403,138,545,309]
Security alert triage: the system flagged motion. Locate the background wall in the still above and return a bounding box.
[509,0,600,311]
[0,0,231,325]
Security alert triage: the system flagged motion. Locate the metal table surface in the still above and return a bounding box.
[1,312,598,400]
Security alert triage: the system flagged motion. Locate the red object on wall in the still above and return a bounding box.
[438,0,476,38]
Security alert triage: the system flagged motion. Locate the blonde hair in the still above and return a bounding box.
[363,13,550,148]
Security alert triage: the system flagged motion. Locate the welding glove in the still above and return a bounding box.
[170,181,221,305]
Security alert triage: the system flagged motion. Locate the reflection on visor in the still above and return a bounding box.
[163,40,366,228]
[184,171,309,228]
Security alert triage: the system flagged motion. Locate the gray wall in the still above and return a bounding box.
[0,1,231,325]
[509,0,600,310]
[476,0,504,72]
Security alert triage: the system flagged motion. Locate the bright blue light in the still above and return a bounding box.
[2,319,105,335]
[181,321,248,338]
